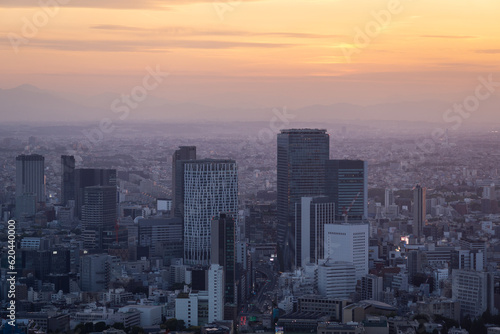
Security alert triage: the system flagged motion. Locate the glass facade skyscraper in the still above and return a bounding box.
[277,129,330,270]
[211,214,236,305]
[183,159,238,266]
[74,168,117,219]
[16,154,45,203]
[172,146,197,218]
[413,184,426,240]
[61,155,75,206]
[16,154,45,219]
[82,185,118,249]
[325,160,368,222]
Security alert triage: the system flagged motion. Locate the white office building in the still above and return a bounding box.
[295,196,335,268]
[118,305,163,327]
[208,264,225,323]
[175,293,199,327]
[317,260,356,299]
[184,160,238,266]
[452,269,497,318]
[324,223,369,281]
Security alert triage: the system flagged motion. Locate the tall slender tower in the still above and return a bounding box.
[172,146,197,218]
[16,154,45,203]
[277,129,330,271]
[183,159,238,266]
[384,188,394,209]
[16,154,45,218]
[211,213,237,320]
[61,155,75,206]
[413,184,426,240]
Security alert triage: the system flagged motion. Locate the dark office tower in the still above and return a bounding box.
[74,168,116,219]
[138,217,183,257]
[211,214,236,317]
[49,248,71,275]
[16,154,45,218]
[325,160,368,222]
[61,155,75,206]
[277,129,330,271]
[413,184,426,240]
[172,146,197,218]
[16,154,45,202]
[82,186,117,249]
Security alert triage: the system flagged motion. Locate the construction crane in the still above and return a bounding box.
[342,192,361,224]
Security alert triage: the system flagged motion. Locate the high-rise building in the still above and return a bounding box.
[211,214,236,307]
[407,250,423,284]
[138,217,183,255]
[16,154,45,217]
[295,196,335,268]
[74,168,116,219]
[277,129,330,270]
[483,184,496,200]
[360,274,383,301]
[15,194,37,219]
[385,188,394,210]
[61,155,75,206]
[413,185,426,239]
[459,238,487,268]
[175,293,200,327]
[79,254,112,292]
[82,186,117,249]
[208,264,225,323]
[325,160,368,222]
[172,146,197,218]
[317,260,356,299]
[324,223,369,281]
[452,269,497,318]
[183,160,238,266]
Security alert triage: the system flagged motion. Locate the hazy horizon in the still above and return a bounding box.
[1,0,500,122]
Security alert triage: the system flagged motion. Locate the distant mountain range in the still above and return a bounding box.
[1,84,499,124]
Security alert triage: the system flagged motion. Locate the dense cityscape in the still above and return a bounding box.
[1,120,500,334]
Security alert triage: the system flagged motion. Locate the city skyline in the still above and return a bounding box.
[2,127,500,333]
[2,1,500,332]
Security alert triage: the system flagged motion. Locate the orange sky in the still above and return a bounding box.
[1,0,499,106]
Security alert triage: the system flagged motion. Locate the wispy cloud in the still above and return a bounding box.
[475,49,500,54]
[420,35,477,39]
[89,25,343,39]
[0,0,262,9]
[0,38,296,52]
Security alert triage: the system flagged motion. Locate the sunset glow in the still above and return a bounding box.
[1,0,499,106]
